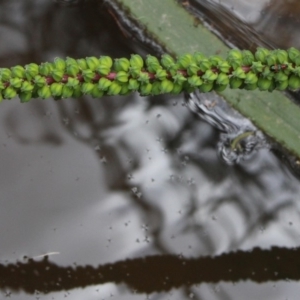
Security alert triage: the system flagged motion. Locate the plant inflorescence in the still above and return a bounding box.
[1,47,300,103]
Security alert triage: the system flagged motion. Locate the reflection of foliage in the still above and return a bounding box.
[2,246,300,294]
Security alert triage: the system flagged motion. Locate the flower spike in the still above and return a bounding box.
[0,48,299,103]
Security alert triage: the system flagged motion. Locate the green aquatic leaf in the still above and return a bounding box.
[115,0,300,159]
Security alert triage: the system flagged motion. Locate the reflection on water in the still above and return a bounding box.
[186,0,300,50]
[0,0,300,299]
[2,246,300,294]
[187,91,269,165]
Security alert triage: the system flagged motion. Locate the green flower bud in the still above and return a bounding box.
[287,47,300,63]
[54,57,66,70]
[119,84,130,95]
[171,83,183,94]
[37,85,51,99]
[155,68,168,80]
[107,81,122,95]
[73,85,83,98]
[244,83,257,90]
[193,52,206,64]
[66,77,79,88]
[251,61,264,73]
[293,56,300,66]
[50,83,63,97]
[82,69,95,82]
[161,54,175,69]
[137,72,150,84]
[151,81,162,95]
[261,66,273,80]
[213,83,227,92]
[168,65,179,76]
[232,67,246,79]
[3,87,17,99]
[0,68,12,81]
[65,57,78,66]
[98,78,112,91]
[284,63,294,74]
[139,83,152,96]
[266,53,277,66]
[177,53,193,69]
[97,65,111,76]
[51,69,64,82]
[199,59,211,72]
[245,72,258,85]
[257,77,272,91]
[183,81,196,93]
[293,66,300,77]
[267,81,276,92]
[130,54,144,69]
[227,49,242,60]
[128,78,139,91]
[187,63,199,76]
[242,50,254,66]
[66,64,80,77]
[229,77,243,89]
[288,74,300,90]
[34,75,46,88]
[255,47,270,63]
[227,49,242,69]
[216,73,229,85]
[145,55,161,73]
[188,75,203,87]
[229,57,242,70]
[90,85,104,98]
[202,70,218,82]
[25,63,39,80]
[31,89,39,99]
[86,56,100,71]
[274,71,288,82]
[21,81,34,93]
[199,82,213,92]
[61,85,73,98]
[114,58,130,72]
[77,58,88,70]
[172,73,187,84]
[99,56,113,68]
[209,55,222,67]
[11,65,25,78]
[218,60,231,73]
[19,92,32,103]
[39,62,54,76]
[276,80,288,91]
[81,82,95,94]
[116,71,129,83]
[129,65,142,78]
[160,79,174,93]
[9,77,22,89]
[275,49,288,64]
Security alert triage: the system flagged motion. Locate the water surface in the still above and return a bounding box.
[1,1,300,299]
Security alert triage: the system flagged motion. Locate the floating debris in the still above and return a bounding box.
[187,90,270,164]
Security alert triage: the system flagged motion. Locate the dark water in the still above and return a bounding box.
[1,0,300,299]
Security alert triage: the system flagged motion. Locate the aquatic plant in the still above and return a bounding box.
[1,47,300,103]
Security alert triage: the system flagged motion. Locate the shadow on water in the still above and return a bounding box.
[1,246,300,294]
[1,0,300,299]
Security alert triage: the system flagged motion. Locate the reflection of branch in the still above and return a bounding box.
[2,246,300,294]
